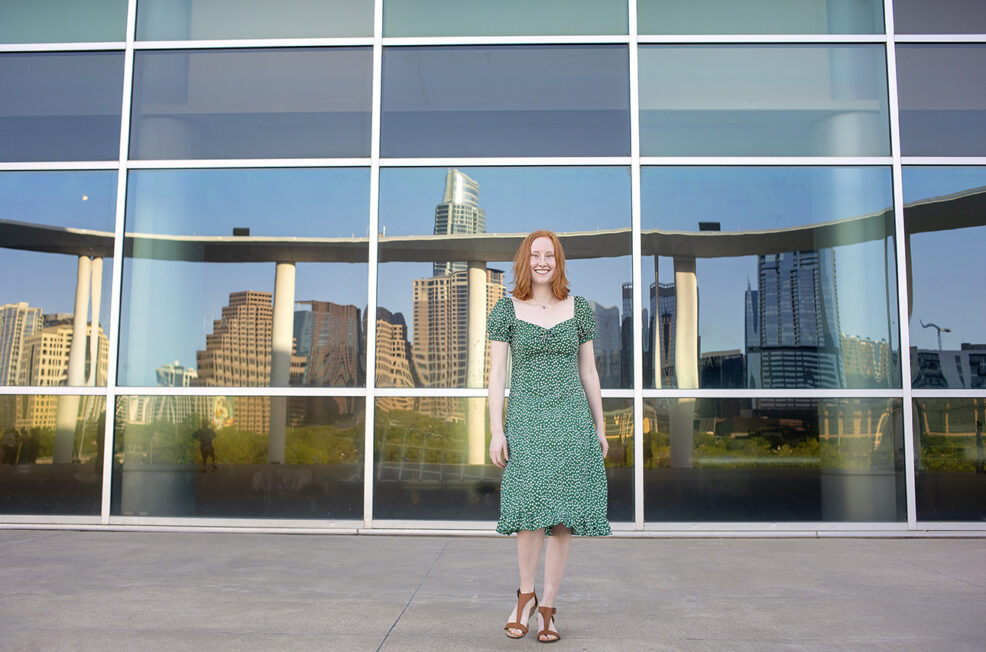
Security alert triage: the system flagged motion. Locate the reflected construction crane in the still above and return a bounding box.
[920,321,951,350]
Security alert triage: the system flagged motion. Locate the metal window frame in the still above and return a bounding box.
[0,0,984,535]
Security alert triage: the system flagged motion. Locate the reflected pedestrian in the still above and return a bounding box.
[1,427,19,465]
[193,421,218,470]
[487,230,610,643]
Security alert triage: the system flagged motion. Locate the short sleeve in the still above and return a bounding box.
[487,297,514,342]
[576,296,596,345]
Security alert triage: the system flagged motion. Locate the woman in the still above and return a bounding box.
[487,230,610,643]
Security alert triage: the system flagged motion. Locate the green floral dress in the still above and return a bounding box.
[487,296,611,536]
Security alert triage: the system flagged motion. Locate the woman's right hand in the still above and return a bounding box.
[489,432,509,468]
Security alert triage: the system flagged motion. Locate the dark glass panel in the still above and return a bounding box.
[380,46,631,157]
[0,394,105,515]
[637,0,883,35]
[639,45,890,156]
[0,52,124,162]
[383,0,627,36]
[118,168,369,387]
[130,48,372,160]
[903,167,986,388]
[896,45,986,157]
[914,398,986,521]
[376,167,632,389]
[641,166,900,390]
[894,0,986,34]
[137,0,373,40]
[112,395,364,518]
[373,397,632,521]
[0,171,117,387]
[643,398,905,522]
[0,0,127,43]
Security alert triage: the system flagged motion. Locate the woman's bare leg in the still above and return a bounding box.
[506,528,545,637]
[539,524,572,641]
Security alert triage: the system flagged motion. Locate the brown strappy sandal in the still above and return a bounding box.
[537,606,560,643]
[504,589,538,639]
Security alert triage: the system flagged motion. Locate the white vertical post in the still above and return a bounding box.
[466,261,487,464]
[670,256,698,469]
[54,255,92,464]
[268,261,295,463]
[87,257,103,386]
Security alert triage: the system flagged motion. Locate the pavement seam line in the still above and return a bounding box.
[376,536,453,651]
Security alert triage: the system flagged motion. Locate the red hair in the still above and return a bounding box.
[511,230,570,301]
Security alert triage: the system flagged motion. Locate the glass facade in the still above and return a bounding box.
[1,2,984,533]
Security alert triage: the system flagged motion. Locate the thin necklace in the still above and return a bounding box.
[531,295,555,310]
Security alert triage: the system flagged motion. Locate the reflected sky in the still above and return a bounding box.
[903,167,986,351]
[643,167,897,354]
[0,171,116,324]
[378,166,632,325]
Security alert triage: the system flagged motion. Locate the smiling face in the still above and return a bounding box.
[529,236,556,286]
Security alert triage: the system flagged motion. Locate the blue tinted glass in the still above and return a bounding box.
[381,46,631,157]
[0,52,124,162]
[119,168,370,387]
[376,167,633,389]
[896,45,986,156]
[0,0,127,43]
[383,0,627,36]
[0,172,117,386]
[130,48,372,160]
[903,167,986,389]
[644,398,905,522]
[641,167,899,390]
[639,45,890,156]
[638,0,883,35]
[137,0,373,40]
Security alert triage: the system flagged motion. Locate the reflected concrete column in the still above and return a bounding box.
[466,261,487,465]
[87,257,103,386]
[653,256,662,389]
[55,256,92,463]
[670,256,698,469]
[268,262,295,464]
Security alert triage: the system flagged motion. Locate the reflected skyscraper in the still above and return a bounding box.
[297,300,363,387]
[746,250,844,388]
[655,282,676,388]
[842,334,891,388]
[588,300,620,387]
[432,169,486,277]
[0,302,43,385]
[374,307,416,411]
[195,291,273,432]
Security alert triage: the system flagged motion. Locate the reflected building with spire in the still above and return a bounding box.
[432,169,486,277]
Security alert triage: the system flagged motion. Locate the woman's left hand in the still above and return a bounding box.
[597,428,609,459]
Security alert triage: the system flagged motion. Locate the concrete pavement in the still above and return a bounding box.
[2,530,985,650]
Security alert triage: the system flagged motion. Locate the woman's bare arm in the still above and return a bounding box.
[578,339,609,457]
[488,340,510,468]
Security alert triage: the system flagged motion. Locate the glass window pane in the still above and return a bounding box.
[129,48,372,160]
[137,0,373,40]
[377,167,632,389]
[0,171,116,387]
[914,398,986,520]
[896,45,986,157]
[894,0,986,34]
[383,0,627,36]
[0,394,105,515]
[118,168,370,387]
[639,45,890,156]
[0,52,124,162]
[644,398,905,522]
[637,0,883,35]
[112,396,363,518]
[642,167,900,390]
[374,397,632,521]
[904,167,986,388]
[0,0,127,43]
[381,46,631,158]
